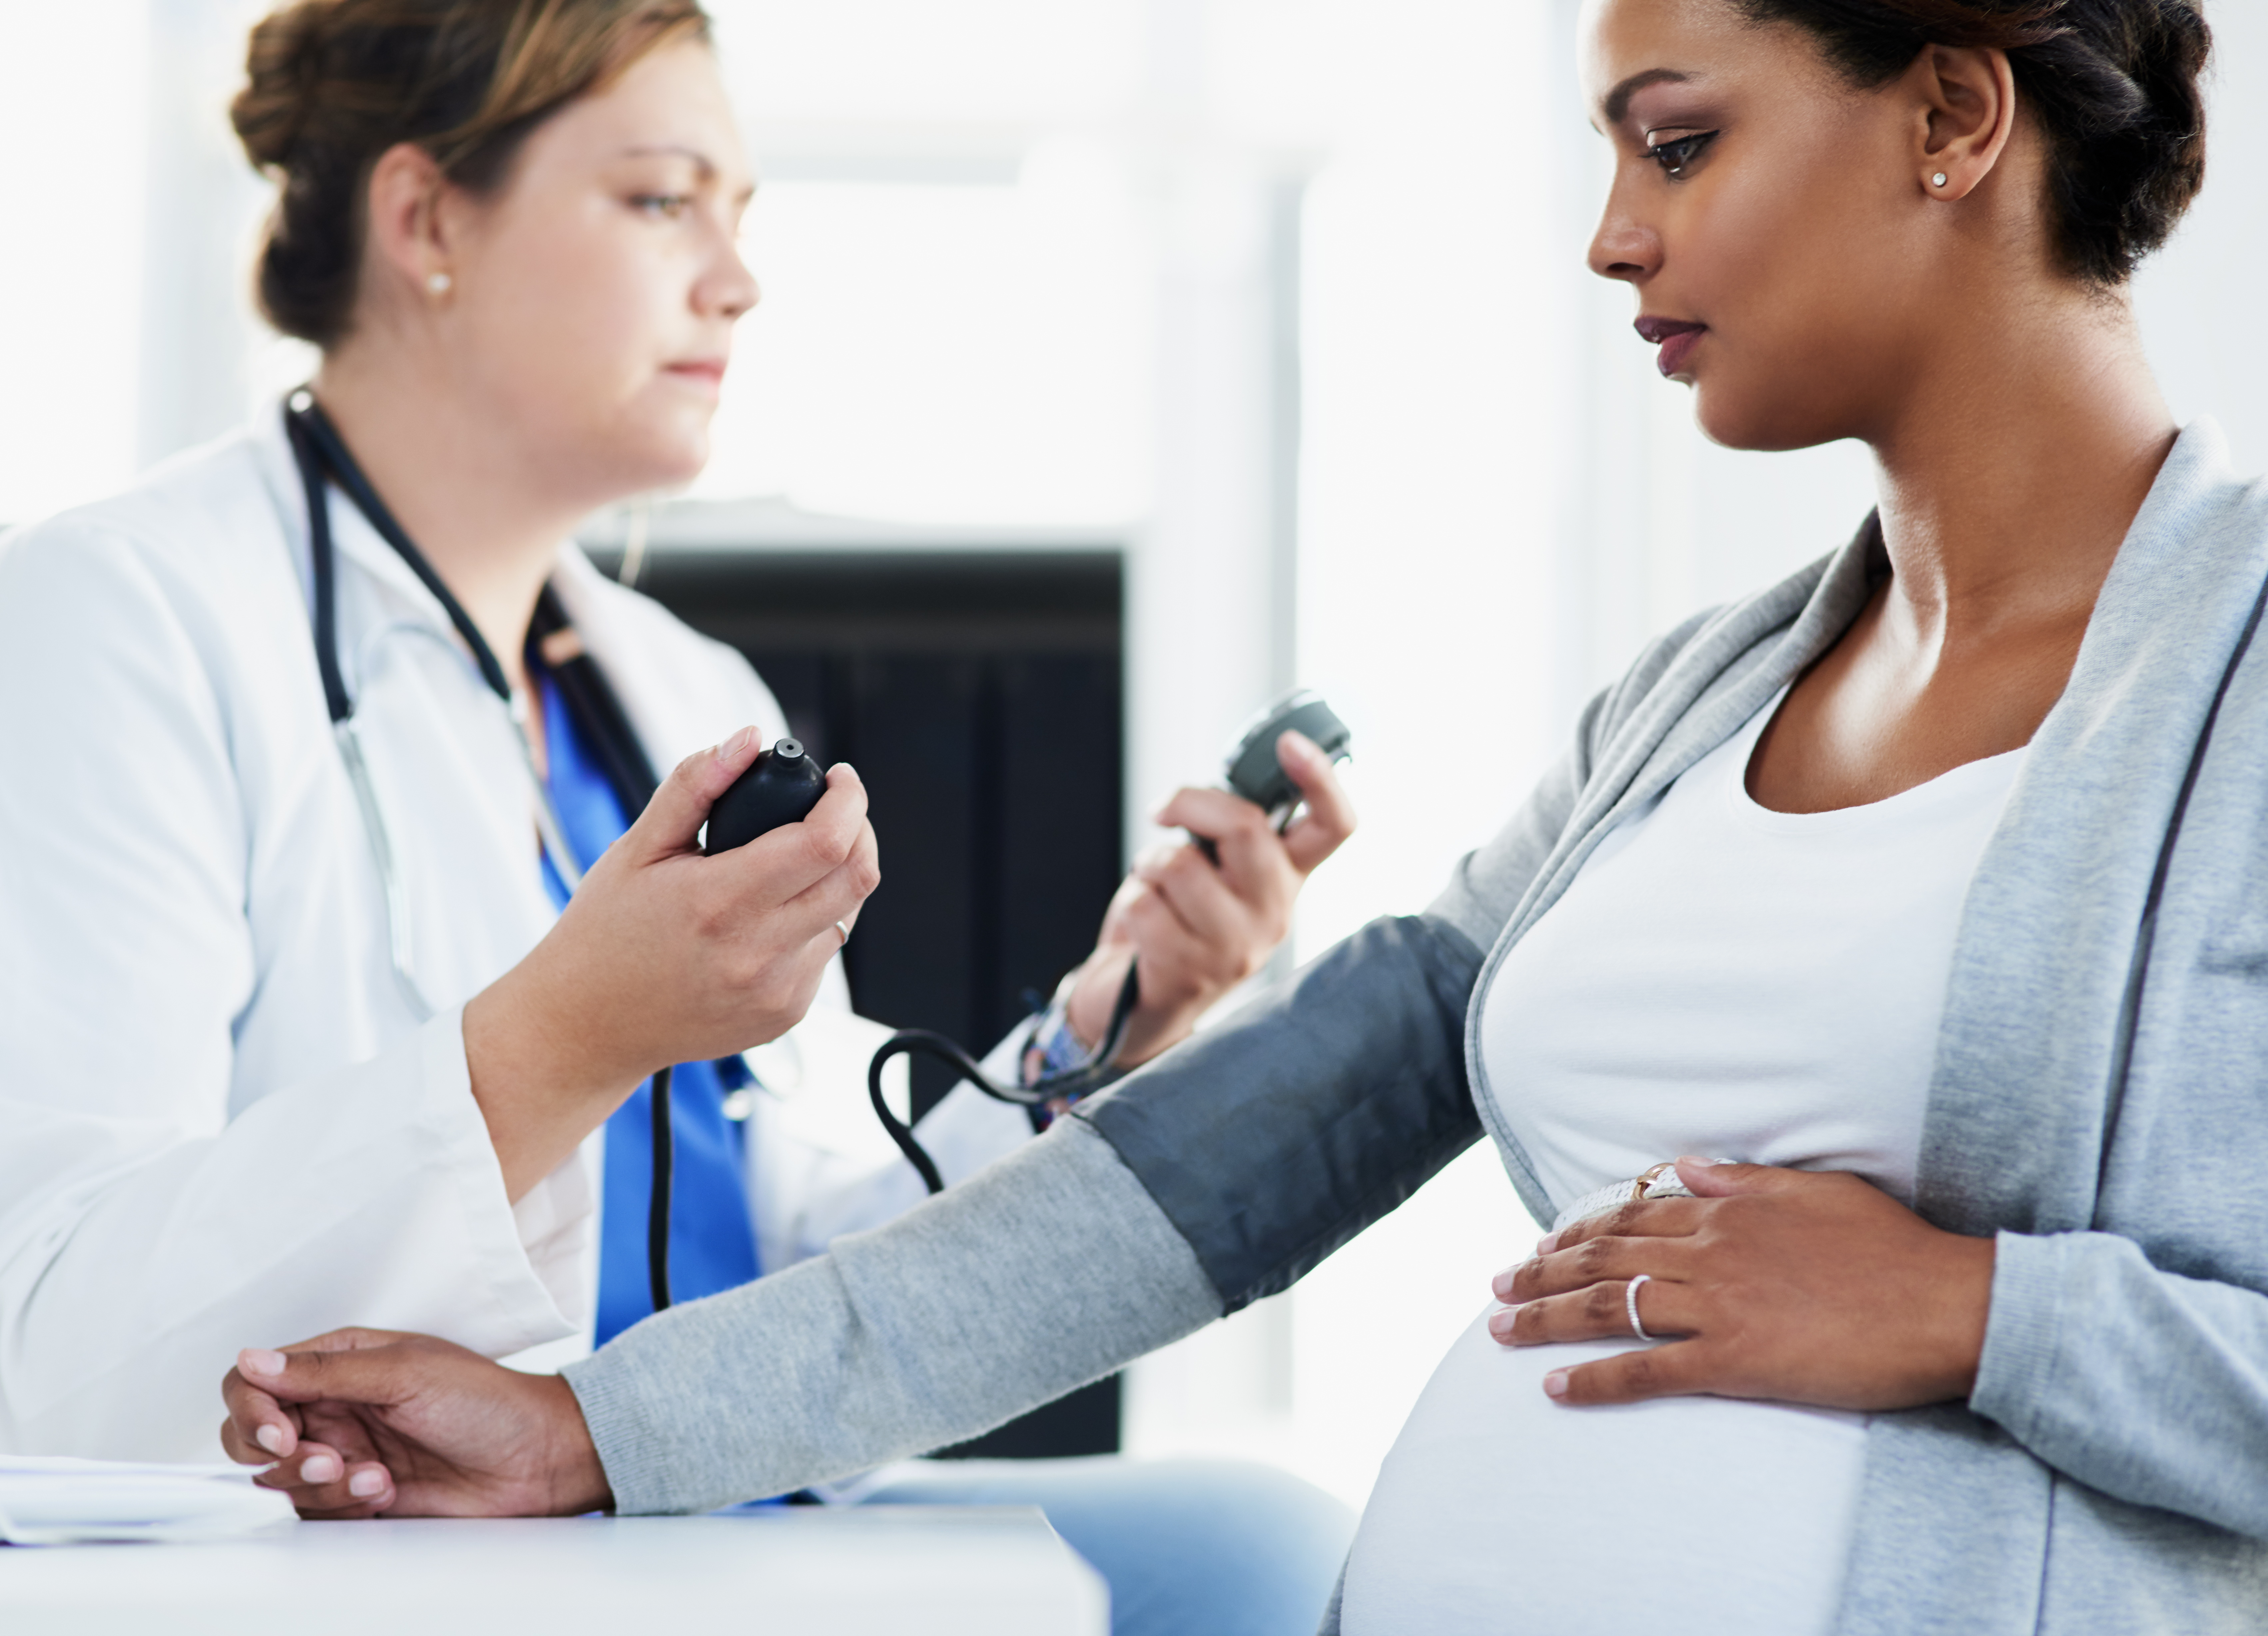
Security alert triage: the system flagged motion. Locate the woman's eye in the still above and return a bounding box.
[631,194,694,219]
[1643,133,1717,178]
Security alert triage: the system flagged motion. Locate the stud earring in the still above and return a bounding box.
[1932,173,1949,189]
[427,271,453,295]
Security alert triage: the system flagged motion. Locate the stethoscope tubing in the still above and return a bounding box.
[290,395,585,1019]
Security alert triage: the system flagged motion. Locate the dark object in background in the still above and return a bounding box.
[598,545,1126,1461]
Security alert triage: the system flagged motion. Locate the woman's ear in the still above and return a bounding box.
[362,141,457,308]
[1910,44,2016,202]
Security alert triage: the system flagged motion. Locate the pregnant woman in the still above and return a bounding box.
[224,0,2257,1630]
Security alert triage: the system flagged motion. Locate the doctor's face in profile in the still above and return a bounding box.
[411,39,759,498]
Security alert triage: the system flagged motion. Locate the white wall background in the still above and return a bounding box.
[1,0,2261,1512]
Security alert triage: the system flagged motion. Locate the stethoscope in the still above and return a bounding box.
[283,388,588,1022]
[284,389,695,1314]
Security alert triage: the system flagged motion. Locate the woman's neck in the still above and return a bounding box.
[1865,286,2177,657]
[312,345,593,696]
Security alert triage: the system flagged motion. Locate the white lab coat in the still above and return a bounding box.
[0,411,1035,1461]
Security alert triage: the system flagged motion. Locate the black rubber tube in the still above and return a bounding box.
[647,1065,674,1312]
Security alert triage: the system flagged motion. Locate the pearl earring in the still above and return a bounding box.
[426,271,453,295]
[1932,173,1949,189]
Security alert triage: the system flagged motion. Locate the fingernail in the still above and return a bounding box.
[300,1454,340,1484]
[240,1348,287,1377]
[348,1469,387,1499]
[1544,1370,1570,1399]
[717,726,758,761]
[255,1424,287,1456]
[1536,1231,1561,1255]
[1486,1309,1515,1340]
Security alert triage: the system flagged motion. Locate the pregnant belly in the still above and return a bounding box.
[1341,1309,1869,1636]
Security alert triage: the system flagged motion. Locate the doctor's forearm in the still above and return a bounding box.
[463,969,644,1203]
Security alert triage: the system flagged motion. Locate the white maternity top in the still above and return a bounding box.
[1341,690,2025,1636]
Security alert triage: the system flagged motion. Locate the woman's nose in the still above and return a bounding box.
[706,243,760,322]
[1588,189,1659,285]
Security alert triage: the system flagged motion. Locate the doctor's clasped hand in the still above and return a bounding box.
[466,729,878,1201]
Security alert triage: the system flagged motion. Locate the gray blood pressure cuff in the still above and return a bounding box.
[1073,914,1486,1314]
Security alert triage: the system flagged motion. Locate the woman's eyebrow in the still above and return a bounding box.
[617,142,718,179]
[1601,67,1692,125]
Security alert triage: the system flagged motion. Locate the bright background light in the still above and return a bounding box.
[3,0,2262,1512]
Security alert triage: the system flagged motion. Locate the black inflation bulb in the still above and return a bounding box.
[705,737,828,854]
[1222,690,1353,818]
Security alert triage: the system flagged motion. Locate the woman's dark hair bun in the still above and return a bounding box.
[232,4,331,172]
[230,0,712,348]
[1738,0,2211,285]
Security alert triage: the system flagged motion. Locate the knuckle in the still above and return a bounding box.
[1576,1237,1615,1277]
[1583,1283,1621,1325]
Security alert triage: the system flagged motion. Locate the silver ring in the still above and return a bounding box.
[1625,1273,1655,1342]
[834,920,851,948]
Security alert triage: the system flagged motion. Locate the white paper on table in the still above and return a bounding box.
[0,1455,296,1545]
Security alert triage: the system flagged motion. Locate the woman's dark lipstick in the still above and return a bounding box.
[1634,316,1707,379]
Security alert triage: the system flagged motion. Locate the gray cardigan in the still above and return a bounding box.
[565,419,2268,1632]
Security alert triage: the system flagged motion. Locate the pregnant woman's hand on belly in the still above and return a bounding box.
[1487,1158,1996,1413]
[465,728,881,1199]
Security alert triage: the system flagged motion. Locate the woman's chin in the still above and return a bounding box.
[607,426,712,498]
[1691,387,1850,456]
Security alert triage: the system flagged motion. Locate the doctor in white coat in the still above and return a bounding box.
[0,5,1356,1629]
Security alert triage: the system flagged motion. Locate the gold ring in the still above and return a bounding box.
[1630,1160,1678,1203]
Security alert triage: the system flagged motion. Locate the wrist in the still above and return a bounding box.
[533,1375,613,1516]
[1061,954,1117,1051]
[464,966,642,1198]
[1923,1230,1998,1402]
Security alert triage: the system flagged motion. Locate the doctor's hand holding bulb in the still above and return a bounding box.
[464,730,877,1201]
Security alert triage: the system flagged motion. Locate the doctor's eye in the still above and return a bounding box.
[630,193,694,219]
[1643,132,1718,179]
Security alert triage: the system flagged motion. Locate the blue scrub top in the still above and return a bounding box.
[536,680,760,1347]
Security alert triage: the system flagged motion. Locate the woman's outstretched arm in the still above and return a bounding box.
[222,910,1494,1515]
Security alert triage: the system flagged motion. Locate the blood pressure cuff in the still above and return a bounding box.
[1072,913,1486,1314]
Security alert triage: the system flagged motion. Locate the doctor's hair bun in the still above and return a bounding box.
[231,0,713,348]
[1737,0,2210,285]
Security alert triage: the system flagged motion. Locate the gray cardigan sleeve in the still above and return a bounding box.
[1972,1230,2268,1539]
[564,1118,1220,1514]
